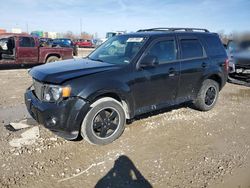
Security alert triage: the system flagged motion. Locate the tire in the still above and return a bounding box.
[193,79,219,111]
[46,56,59,63]
[81,97,126,145]
[73,47,78,56]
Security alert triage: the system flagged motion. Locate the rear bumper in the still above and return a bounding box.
[25,89,90,140]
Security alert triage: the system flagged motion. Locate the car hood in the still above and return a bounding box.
[29,58,119,84]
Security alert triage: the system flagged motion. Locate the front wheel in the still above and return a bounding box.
[81,97,126,145]
[193,79,219,111]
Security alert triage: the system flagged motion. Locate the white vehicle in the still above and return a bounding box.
[101,31,126,43]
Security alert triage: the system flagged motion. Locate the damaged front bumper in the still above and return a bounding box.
[24,89,90,140]
[228,58,250,83]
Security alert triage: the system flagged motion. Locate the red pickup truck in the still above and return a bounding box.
[0,34,73,67]
[74,39,94,48]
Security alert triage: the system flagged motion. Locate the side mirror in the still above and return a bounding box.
[140,55,159,68]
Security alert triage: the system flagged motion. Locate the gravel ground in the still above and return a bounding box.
[0,58,250,188]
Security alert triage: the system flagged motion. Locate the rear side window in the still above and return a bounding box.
[19,37,35,47]
[203,35,225,56]
[180,39,203,59]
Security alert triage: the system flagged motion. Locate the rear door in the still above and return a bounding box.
[133,37,181,114]
[176,35,209,101]
[17,36,39,64]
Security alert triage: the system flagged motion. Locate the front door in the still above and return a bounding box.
[16,36,38,64]
[132,37,180,114]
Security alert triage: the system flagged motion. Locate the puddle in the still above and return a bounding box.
[0,104,30,125]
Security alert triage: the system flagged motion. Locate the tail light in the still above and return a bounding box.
[225,59,229,72]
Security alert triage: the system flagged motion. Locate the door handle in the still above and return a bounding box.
[202,62,207,68]
[168,68,175,77]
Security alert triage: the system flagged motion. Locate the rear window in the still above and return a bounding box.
[203,35,225,56]
[180,39,203,59]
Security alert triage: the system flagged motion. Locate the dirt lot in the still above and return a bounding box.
[77,48,95,58]
[0,55,250,187]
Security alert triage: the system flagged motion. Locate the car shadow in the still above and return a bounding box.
[0,64,40,70]
[75,103,193,141]
[95,155,152,188]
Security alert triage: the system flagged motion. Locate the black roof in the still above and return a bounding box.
[137,27,209,33]
[119,27,219,40]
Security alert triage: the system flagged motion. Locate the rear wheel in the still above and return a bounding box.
[46,56,59,63]
[81,97,126,145]
[193,79,219,111]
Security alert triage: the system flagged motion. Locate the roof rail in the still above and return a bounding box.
[137,28,209,33]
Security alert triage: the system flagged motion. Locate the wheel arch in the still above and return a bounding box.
[206,74,223,90]
[45,53,61,62]
[88,92,132,120]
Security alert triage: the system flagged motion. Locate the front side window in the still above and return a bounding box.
[89,35,147,65]
[147,40,177,64]
[180,39,203,59]
[19,37,35,47]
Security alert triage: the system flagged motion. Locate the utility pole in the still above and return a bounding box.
[80,18,82,37]
[26,22,29,34]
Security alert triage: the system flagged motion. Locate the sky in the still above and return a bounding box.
[0,0,250,38]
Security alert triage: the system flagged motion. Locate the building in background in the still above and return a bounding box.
[30,31,57,39]
[11,28,22,33]
[0,28,6,34]
[31,30,43,37]
[47,32,57,39]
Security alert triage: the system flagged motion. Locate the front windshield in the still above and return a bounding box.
[88,35,147,65]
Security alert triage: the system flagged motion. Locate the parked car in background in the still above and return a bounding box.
[25,28,228,145]
[92,38,103,47]
[73,39,94,48]
[0,34,73,67]
[52,38,78,56]
[39,37,53,47]
[227,40,250,83]
[101,31,126,43]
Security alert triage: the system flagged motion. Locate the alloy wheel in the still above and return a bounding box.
[92,108,120,139]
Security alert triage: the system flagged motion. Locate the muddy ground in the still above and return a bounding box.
[0,51,250,188]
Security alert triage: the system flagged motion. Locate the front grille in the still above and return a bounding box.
[33,79,44,100]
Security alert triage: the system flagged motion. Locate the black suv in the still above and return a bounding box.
[25,28,228,145]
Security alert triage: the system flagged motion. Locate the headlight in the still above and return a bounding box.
[43,85,71,102]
